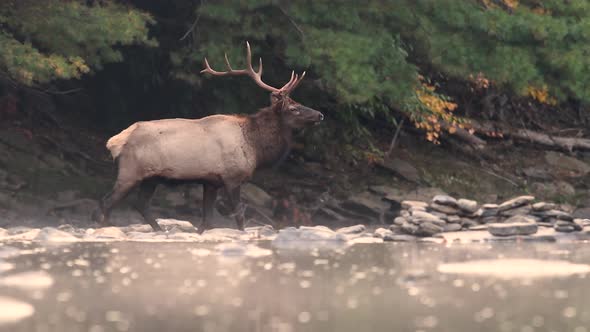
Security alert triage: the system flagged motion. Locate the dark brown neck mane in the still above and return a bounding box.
[245,106,292,168]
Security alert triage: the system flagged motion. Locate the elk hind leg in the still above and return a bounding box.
[132,178,162,231]
[93,171,140,227]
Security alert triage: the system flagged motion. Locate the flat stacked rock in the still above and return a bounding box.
[394,195,481,237]
[394,194,589,237]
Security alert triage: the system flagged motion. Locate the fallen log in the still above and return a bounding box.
[471,120,590,152]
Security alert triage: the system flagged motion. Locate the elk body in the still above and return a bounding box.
[93,42,324,232]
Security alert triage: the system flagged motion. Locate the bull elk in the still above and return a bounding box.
[92,42,324,232]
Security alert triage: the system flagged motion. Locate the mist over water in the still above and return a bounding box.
[1,236,590,332]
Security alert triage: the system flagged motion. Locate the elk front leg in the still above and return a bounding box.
[227,186,246,231]
[198,184,217,234]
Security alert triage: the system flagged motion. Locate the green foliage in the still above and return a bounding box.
[0,0,155,85]
[4,0,590,140]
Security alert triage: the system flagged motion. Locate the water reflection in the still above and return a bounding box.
[0,241,590,331]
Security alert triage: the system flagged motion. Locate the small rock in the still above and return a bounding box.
[443,223,462,232]
[429,211,449,220]
[432,195,458,207]
[469,225,489,231]
[482,204,499,209]
[410,217,446,228]
[35,228,79,243]
[447,215,461,223]
[393,217,407,226]
[389,225,402,233]
[418,222,444,237]
[122,224,154,233]
[429,203,460,214]
[555,220,582,231]
[400,210,410,218]
[202,228,247,240]
[411,210,444,222]
[245,225,276,238]
[401,222,419,235]
[88,227,127,240]
[383,234,417,242]
[532,202,556,211]
[573,207,590,220]
[374,228,394,239]
[555,225,576,233]
[504,215,536,224]
[533,209,573,221]
[498,196,535,212]
[488,222,538,237]
[336,224,366,234]
[461,219,479,228]
[157,219,197,232]
[457,199,478,213]
[481,216,501,224]
[401,200,428,210]
[409,206,427,213]
[574,218,590,227]
[500,205,532,217]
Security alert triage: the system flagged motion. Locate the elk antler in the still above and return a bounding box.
[201,41,305,95]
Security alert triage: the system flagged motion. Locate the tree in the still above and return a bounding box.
[0,0,155,86]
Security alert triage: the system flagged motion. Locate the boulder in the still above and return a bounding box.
[242,183,273,208]
[531,181,576,198]
[342,191,390,218]
[369,185,401,197]
[377,157,421,183]
[545,151,590,177]
[488,222,538,237]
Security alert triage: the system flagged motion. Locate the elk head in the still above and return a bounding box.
[201,42,324,129]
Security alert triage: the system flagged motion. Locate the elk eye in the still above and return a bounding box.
[290,108,300,115]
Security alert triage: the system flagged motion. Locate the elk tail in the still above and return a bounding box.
[106,123,138,160]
